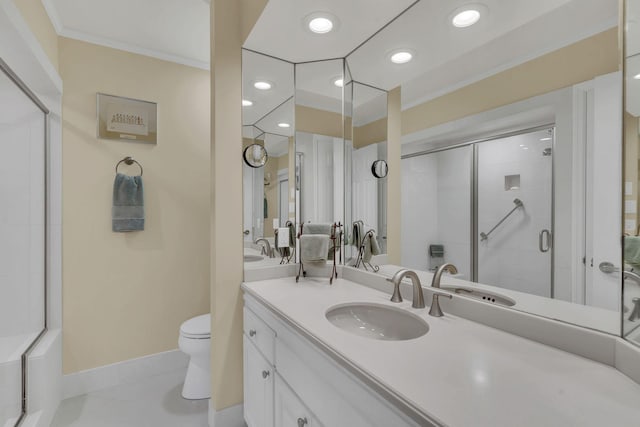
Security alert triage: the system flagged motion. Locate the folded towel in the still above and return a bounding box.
[363,231,381,263]
[351,221,363,246]
[277,227,290,248]
[112,173,144,232]
[304,223,332,235]
[625,236,640,269]
[300,234,329,267]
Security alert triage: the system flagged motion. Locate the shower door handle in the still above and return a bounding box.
[539,229,551,253]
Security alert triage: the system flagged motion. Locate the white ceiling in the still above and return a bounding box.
[243,0,416,63]
[43,0,209,69]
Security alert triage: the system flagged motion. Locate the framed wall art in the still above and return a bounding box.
[97,93,157,143]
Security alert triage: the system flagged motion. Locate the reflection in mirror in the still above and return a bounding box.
[242,50,294,268]
[295,59,345,227]
[347,0,623,333]
[371,160,388,178]
[624,0,640,345]
[243,143,268,168]
[345,81,388,267]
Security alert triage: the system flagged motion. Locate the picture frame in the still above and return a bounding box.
[97,93,157,143]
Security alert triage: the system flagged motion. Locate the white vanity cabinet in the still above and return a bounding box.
[243,295,423,427]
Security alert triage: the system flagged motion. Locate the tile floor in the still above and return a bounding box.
[51,369,209,427]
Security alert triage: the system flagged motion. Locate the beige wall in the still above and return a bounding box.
[354,117,387,149]
[14,0,59,71]
[59,37,211,374]
[402,28,619,136]
[296,104,343,138]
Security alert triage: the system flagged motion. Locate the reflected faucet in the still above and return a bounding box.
[255,238,275,258]
[428,264,457,317]
[629,298,640,322]
[387,269,425,309]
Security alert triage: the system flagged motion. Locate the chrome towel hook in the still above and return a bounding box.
[115,156,143,176]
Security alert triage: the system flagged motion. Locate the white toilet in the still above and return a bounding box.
[178,313,211,400]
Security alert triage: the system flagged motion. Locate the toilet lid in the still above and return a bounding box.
[180,314,211,338]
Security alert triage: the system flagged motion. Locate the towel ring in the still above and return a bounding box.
[115,156,143,176]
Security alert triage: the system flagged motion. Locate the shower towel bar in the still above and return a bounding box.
[480,198,523,241]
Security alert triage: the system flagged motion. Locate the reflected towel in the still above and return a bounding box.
[300,234,329,267]
[277,227,290,248]
[351,221,363,247]
[304,223,332,235]
[363,231,381,263]
[625,236,640,269]
[112,173,144,232]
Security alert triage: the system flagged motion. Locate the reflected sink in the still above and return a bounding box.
[244,254,263,262]
[326,303,429,341]
[441,286,515,307]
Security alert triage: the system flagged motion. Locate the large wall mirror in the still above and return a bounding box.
[242,50,294,268]
[345,0,623,334]
[624,0,640,345]
[242,0,634,337]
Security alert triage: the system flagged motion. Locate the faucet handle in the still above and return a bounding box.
[386,278,403,303]
[428,290,453,317]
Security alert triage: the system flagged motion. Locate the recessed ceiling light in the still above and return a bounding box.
[452,9,481,27]
[540,137,552,141]
[242,99,253,107]
[254,81,272,90]
[522,146,529,150]
[309,16,333,33]
[278,123,291,128]
[634,73,640,80]
[333,78,344,88]
[390,51,413,64]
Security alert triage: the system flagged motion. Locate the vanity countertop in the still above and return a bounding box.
[242,277,640,427]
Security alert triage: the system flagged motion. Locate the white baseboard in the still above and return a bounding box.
[62,349,189,399]
[208,400,245,427]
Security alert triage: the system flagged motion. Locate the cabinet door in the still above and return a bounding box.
[275,373,321,427]
[244,335,274,427]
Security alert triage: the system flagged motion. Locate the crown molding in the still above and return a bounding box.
[40,0,210,70]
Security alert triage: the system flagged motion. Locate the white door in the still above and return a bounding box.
[586,71,622,311]
[243,336,274,427]
[274,373,321,427]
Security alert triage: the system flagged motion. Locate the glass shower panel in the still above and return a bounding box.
[0,67,46,426]
[476,129,553,297]
[401,146,472,279]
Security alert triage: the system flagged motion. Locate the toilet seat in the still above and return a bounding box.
[180,313,211,339]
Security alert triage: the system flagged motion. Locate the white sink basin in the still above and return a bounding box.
[244,254,263,262]
[325,303,429,341]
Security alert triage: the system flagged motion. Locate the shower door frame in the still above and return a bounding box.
[0,58,49,427]
[402,123,556,296]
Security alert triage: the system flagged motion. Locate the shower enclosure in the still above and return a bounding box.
[401,127,554,297]
[0,60,48,426]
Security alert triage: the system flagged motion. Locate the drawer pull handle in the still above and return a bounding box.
[249,329,257,337]
[262,370,270,379]
[297,417,308,427]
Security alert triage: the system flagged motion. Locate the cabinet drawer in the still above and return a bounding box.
[244,307,276,364]
[275,373,321,427]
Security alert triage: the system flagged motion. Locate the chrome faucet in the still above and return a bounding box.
[387,269,425,309]
[428,264,457,317]
[255,238,275,258]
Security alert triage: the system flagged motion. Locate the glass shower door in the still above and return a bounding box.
[476,128,553,297]
[0,62,47,426]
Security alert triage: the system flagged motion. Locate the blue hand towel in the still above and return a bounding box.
[112,173,144,232]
